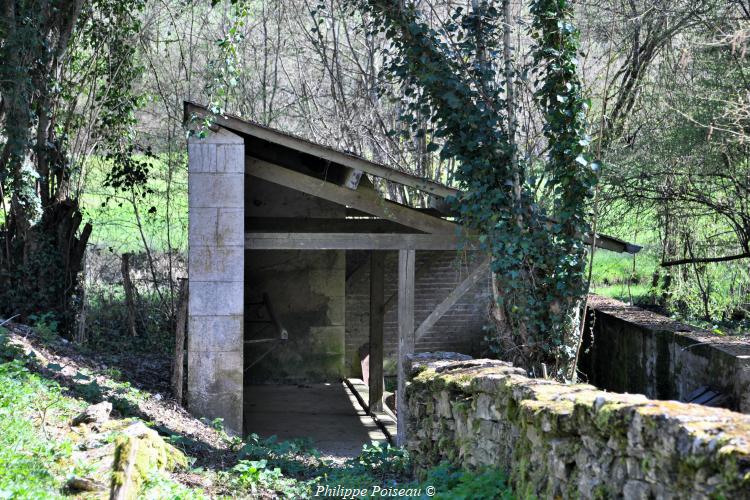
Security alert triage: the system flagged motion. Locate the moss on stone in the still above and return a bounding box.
[110,427,187,499]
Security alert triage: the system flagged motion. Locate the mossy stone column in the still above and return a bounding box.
[187,127,245,435]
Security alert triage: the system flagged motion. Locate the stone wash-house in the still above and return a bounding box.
[184,102,637,436]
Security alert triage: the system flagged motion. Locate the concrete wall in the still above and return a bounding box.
[244,175,347,383]
[245,250,345,383]
[406,353,750,499]
[187,128,245,434]
[580,296,750,413]
[345,251,491,377]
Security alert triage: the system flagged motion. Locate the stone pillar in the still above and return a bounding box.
[187,127,244,435]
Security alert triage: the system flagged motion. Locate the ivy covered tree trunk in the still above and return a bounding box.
[0,201,91,327]
[346,0,596,377]
[0,0,143,331]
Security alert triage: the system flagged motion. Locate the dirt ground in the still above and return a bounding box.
[244,383,387,458]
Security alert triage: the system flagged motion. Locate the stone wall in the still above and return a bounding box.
[345,251,490,377]
[406,353,750,499]
[187,127,245,435]
[581,296,750,413]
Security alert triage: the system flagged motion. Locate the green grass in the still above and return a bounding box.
[0,356,82,499]
[0,330,190,498]
[80,154,188,253]
[0,327,514,499]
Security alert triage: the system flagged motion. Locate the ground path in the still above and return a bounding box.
[244,382,387,458]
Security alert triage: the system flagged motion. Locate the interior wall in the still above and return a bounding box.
[244,174,346,383]
[245,249,345,383]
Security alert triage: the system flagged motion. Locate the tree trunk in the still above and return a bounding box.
[0,199,91,329]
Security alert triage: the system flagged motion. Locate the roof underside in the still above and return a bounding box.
[184,102,641,254]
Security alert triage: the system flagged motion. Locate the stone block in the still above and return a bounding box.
[189,173,244,208]
[189,281,243,316]
[189,208,219,247]
[188,315,243,352]
[217,208,244,246]
[187,349,243,434]
[189,246,244,283]
[622,480,652,500]
[187,387,243,435]
[187,350,243,393]
[215,144,244,173]
[188,143,217,173]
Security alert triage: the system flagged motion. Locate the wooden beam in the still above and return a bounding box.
[247,158,457,234]
[369,251,385,414]
[415,257,491,340]
[245,232,465,250]
[246,217,421,234]
[186,102,457,198]
[397,249,415,447]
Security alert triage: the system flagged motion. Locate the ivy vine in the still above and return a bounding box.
[339,0,596,376]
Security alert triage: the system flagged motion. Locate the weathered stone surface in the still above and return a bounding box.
[66,476,106,492]
[406,352,750,499]
[187,128,244,436]
[188,245,244,283]
[581,296,750,414]
[188,281,243,316]
[187,315,243,351]
[71,401,112,427]
[189,173,244,208]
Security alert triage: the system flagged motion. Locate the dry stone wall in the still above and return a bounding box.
[406,353,750,499]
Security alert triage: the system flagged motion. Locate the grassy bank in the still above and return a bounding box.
[0,325,513,499]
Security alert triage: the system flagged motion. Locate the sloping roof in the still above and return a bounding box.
[185,101,457,198]
[184,102,641,254]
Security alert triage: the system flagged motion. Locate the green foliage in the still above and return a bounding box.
[339,0,596,373]
[226,459,310,498]
[81,155,188,252]
[0,0,150,330]
[140,470,206,500]
[29,313,60,342]
[195,0,252,133]
[226,437,514,499]
[354,441,411,478]
[239,433,319,477]
[0,360,82,499]
[597,4,750,327]
[424,463,513,500]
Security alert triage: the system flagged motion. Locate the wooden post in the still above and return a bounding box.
[172,278,188,405]
[368,251,385,414]
[121,253,137,337]
[397,249,415,447]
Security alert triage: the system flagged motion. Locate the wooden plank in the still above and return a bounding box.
[247,158,457,234]
[186,102,458,198]
[246,217,420,234]
[397,249,416,447]
[415,257,491,340]
[369,251,385,414]
[245,232,465,250]
[172,278,188,405]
